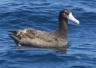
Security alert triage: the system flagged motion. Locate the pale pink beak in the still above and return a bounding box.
[68,12,80,25]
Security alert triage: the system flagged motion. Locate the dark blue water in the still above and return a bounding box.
[0,0,96,68]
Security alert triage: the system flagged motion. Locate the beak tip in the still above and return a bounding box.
[77,21,80,25]
[68,12,80,25]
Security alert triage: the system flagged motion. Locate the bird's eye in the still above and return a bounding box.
[64,13,66,15]
[64,12,69,15]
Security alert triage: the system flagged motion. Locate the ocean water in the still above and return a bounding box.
[0,0,96,68]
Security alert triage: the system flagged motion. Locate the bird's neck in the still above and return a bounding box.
[53,17,68,39]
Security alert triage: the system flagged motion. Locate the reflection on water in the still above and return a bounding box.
[0,0,96,68]
[12,45,68,54]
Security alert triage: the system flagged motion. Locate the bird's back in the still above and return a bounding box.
[9,28,67,48]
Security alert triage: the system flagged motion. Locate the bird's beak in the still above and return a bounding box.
[68,12,80,25]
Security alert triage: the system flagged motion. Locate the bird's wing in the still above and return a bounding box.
[10,28,56,42]
[26,28,56,42]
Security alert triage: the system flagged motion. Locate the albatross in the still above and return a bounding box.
[9,9,80,48]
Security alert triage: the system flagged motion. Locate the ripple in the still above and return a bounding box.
[0,0,96,68]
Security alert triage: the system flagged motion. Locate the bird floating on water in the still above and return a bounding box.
[9,9,80,48]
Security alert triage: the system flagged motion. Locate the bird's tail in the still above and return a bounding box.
[8,30,18,34]
[9,34,20,45]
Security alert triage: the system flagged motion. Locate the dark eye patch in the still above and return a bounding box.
[60,9,70,16]
[63,10,70,15]
[64,12,69,15]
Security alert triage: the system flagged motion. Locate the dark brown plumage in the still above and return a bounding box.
[9,9,80,48]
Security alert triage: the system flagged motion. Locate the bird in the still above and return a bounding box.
[9,9,80,48]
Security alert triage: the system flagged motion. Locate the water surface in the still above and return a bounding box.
[0,0,96,68]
